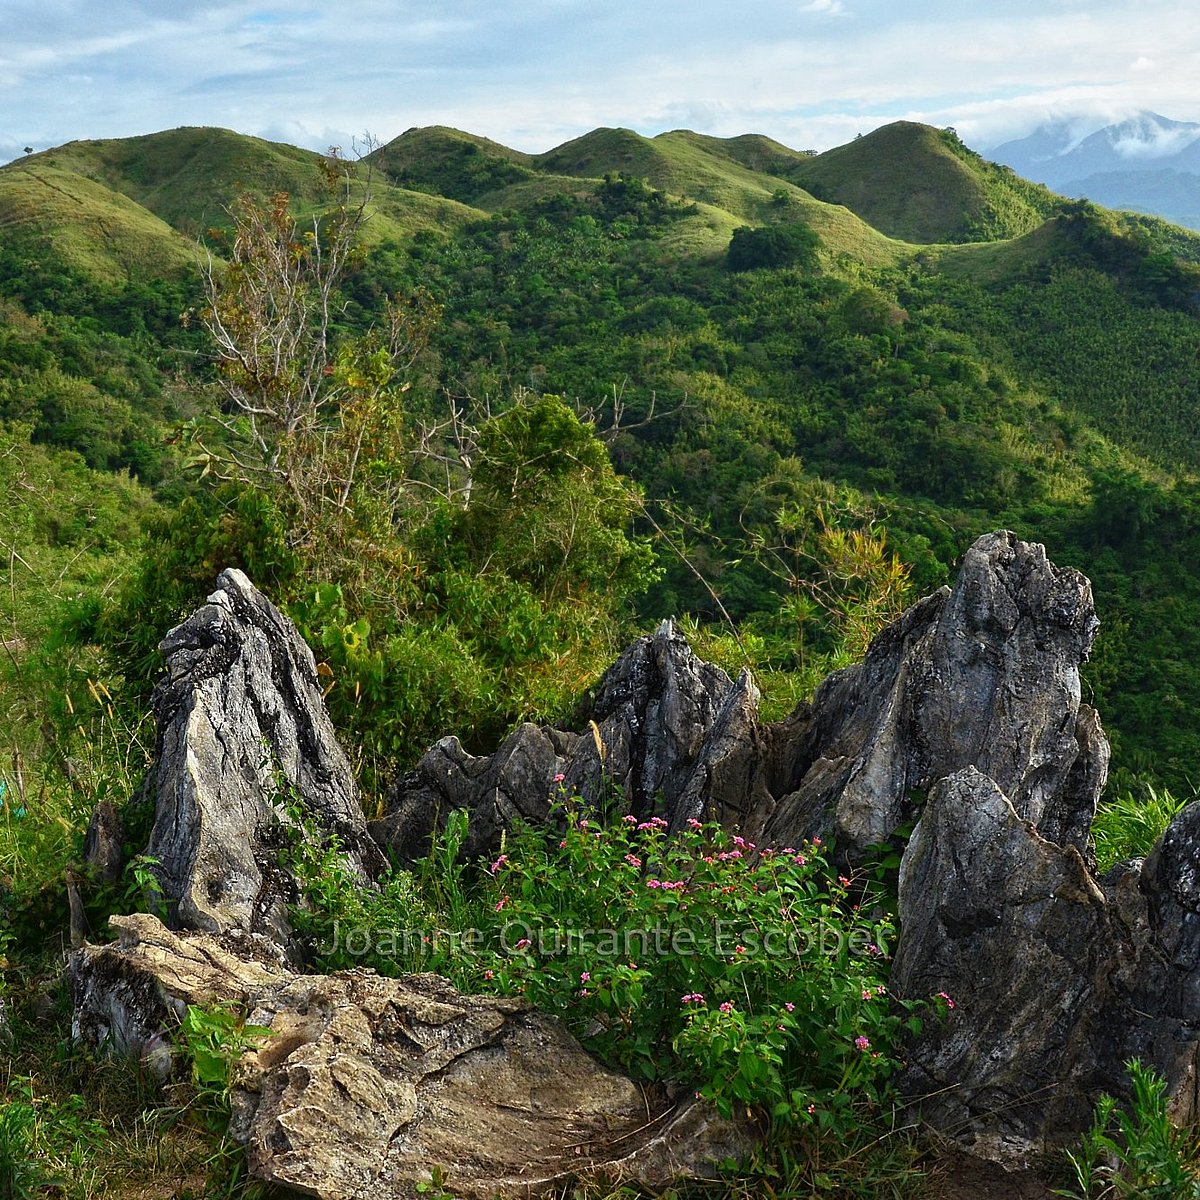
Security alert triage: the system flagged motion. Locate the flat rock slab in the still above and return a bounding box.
[74,914,753,1199]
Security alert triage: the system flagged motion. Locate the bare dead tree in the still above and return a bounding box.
[194,141,438,541]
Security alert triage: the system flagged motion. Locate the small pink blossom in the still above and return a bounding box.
[623,814,638,824]
[580,971,591,983]
[553,773,565,783]
[807,1104,816,1114]
[854,1036,871,1051]
[734,945,746,955]
[937,991,956,1009]
[719,1001,734,1014]
[514,938,531,951]
[785,1002,795,1012]
[494,895,509,912]
[483,969,494,980]
[646,879,662,889]
[686,818,703,829]
[625,853,642,868]
[489,854,509,875]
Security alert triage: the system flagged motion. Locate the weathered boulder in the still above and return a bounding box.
[752,531,1106,858]
[73,914,755,1199]
[565,618,759,830]
[370,724,579,862]
[890,768,1111,1159]
[145,568,385,960]
[374,619,759,860]
[890,767,1200,1163]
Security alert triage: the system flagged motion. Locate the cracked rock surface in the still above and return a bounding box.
[373,619,759,860]
[73,915,754,1199]
[146,568,384,961]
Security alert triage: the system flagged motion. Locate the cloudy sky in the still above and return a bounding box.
[2,1,1198,164]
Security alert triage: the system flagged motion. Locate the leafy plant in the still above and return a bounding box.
[1055,1059,1200,1199]
[0,1099,43,1200]
[176,1002,273,1131]
[1091,784,1191,874]
[294,795,924,1134]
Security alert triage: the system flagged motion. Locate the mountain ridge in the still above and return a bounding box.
[991,111,1200,230]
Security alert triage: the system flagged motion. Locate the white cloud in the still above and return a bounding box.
[1,0,1199,165]
[799,0,846,16]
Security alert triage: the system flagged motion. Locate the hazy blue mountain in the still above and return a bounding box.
[990,112,1200,230]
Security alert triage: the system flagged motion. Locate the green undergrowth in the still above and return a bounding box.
[1054,1059,1200,1199]
[0,973,266,1200]
[286,795,945,1196]
[1091,782,1193,874]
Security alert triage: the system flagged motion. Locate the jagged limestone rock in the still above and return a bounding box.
[373,619,758,860]
[376,534,1107,870]
[370,723,579,862]
[564,618,757,826]
[73,915,755,1199]
[890,768,1110,1158]
[87,533,1187,1169]
[890,768,1200,1162]
[146,568,384,960]
[753,530,1106,858]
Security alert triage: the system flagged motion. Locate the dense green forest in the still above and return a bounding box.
[3,121,1200,794]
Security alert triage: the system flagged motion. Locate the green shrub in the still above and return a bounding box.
[1055,1059,1200,1199]
[1091,784,1191,873]
[292,797,928,1132]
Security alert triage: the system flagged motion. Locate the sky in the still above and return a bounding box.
[2,1,1199,165]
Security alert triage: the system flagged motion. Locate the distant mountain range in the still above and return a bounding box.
[990,112,1200,230]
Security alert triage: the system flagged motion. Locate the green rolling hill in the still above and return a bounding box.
[4,116,1200,786]
[785,120,1062,243]
[0,162,198,282]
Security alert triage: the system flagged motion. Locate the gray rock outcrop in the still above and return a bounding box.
[890,768,1111,1157]
[145,568,384,960]
[750,531,1106,857]
[78,530,1200,1171]
[375,533,1107,870]
[373,619,759,860]
[73,914,754,1199]
[889,766,1200,1163]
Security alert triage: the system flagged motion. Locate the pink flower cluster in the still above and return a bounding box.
[937,991,956,1009]
[636,816,669,832]
[488,854,508,875]
[681,992,706,1004]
